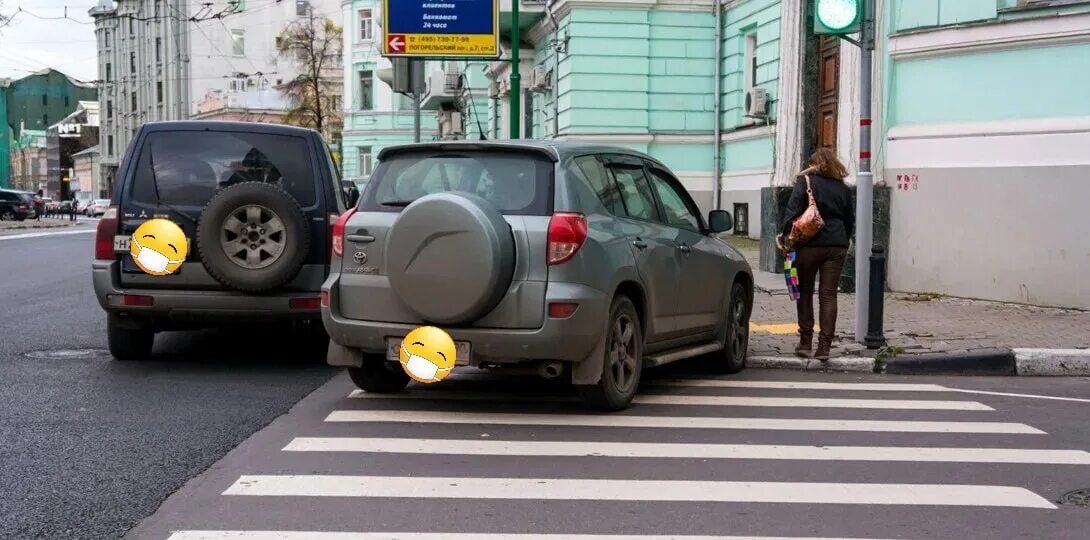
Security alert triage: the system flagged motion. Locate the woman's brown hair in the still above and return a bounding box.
[803,147,848,180]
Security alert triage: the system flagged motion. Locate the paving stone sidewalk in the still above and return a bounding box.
[731,241,1090,359]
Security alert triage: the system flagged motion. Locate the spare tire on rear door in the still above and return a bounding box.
[196,181,310,292]
[386,192,515,325]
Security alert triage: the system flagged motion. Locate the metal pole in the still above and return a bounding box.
[412,60,422,143]
[865,246,887,348]
[712,0,722,210]
[509,0,521,139]
[853,0,875,344]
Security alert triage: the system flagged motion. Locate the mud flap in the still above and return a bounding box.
[326,340,363,368]
[571,320,609,385]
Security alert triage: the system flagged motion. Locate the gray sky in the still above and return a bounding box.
[0,1,99,82]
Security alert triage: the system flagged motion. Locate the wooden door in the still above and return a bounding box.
[817,35,841,149]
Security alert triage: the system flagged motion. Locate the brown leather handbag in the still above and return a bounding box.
[779,175,825,252]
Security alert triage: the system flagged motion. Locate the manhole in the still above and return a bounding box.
[24,348,109,359]
[1059,489,1090,507]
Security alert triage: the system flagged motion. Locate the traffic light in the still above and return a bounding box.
[814,0,862,35]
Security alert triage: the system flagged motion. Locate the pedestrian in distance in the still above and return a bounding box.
[70,197,78,222]
[776,147,855,361]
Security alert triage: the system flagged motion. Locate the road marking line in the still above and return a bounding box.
[0,229,95,241]
[346,390,992,410]
[166,532,898,540]
[222,475,1057,508]
[324,410,1045,434]
[282,437,1090,464]
[750,322,799,335]
[652,380,952,392]
[949,388,1090,404]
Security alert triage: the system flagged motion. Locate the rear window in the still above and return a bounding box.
[130,131,316,208]
[360,151,554,215]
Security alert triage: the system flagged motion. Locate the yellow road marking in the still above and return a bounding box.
[750,322,798,335]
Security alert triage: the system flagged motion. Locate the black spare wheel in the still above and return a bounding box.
[386,192,515,325]
[197,181,310,292]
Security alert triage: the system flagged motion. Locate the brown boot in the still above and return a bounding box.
[814,337,832,361]
[794,332,812,358]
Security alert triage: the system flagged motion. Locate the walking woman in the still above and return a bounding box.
[777,148,855,360]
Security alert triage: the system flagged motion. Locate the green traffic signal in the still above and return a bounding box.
[814,0,862,35]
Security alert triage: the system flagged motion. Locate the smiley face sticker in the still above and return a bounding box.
[399,326,457,383]
[130,218,188,276]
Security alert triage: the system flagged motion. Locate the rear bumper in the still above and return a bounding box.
[321,274,608,366]
[92,261,322,327]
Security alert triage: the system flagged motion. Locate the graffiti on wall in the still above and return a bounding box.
[896,174,919,192]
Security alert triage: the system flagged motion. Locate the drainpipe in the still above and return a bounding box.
[546,0,561,138]
[712,0,723,210]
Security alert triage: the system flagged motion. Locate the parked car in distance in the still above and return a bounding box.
[322,141,755,411]
[92,121,356,361]
[0,189,34,221]
[86,199,111,217]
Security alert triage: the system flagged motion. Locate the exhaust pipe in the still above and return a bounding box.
[538,361,564,379]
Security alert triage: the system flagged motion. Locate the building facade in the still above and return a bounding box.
[0,69,97,188]
[90,0,344,189]
[339,0,438,188]
[89,0,191,192]
[369,0,1089,310]
[46,102,101,201]
[71,146,103,200]
[8,129,49,193]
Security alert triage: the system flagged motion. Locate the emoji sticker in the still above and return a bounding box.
[398,326,457,383]
[130,218,188,276]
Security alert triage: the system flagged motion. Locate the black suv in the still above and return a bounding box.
[92,121,359,360]
[0,189,34,221]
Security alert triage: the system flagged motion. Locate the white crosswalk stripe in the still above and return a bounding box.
[164,377,1085,538]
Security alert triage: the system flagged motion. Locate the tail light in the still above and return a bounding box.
[331,208,357,258]
[95,207,120,260]
[547,212,588,266]
[18,203,28,210]
[289,297,321,310]
[548,302,579,319]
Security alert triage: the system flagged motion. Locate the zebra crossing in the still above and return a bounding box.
[143,373,1090,540]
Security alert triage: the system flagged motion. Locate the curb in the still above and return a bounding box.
[748,348,1090,376]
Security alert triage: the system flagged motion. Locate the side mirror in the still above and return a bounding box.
[344,186,360,208]
[708,210,733,234]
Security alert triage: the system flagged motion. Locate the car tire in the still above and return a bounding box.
[347,355,411,393]
[707,281,751,374]
[196,182,310,293]
[107,317,154,361]
[576,296,643,412]
[0,210,13,221]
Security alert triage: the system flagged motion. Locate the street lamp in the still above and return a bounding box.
[814,0,862,34]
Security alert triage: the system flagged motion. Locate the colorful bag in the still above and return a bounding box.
[784,250,801,301]
[782,175,825,252]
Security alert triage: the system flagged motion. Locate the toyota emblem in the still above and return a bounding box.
[353,251,367,264]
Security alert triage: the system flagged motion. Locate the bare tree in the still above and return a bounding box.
[275,10,343,143]
[0,1,11,29]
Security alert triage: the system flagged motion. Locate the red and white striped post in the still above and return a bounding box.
[853,0,876,345]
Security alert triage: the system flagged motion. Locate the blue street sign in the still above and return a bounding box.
[382,0,499,58]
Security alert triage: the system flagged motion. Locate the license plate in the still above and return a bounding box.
[386,337,471,366]
[114,235,130,252]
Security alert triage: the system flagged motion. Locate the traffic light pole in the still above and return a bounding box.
[509,0,521,139]
[852,0,876,346]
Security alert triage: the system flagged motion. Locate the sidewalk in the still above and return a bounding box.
[0,218,80,231]
[727,238,1090,375]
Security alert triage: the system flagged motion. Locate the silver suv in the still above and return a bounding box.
[323,141,754,411]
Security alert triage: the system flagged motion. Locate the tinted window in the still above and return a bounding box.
[607,164,659,222]
[0,192,18,201]
[130,131,316,207]
[570,155,625,216]
[648,168,701,232]
[361,151,553,215]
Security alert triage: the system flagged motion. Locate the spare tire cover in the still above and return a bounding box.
[386,192,515,325]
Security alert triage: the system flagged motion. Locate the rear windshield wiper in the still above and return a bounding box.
[379,199,415,207]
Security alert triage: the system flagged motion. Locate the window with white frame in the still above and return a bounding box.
[231,29,245,56]
[743,31,758,124]
[358,70,374,110]
[358,146,373,178]
[359,9,373,41]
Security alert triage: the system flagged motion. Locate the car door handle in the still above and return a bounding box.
[346,234,375,244]
[632,238,648,250]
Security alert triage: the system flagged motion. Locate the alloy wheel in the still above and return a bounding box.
[220,204,287,270]
[608,313,639,394]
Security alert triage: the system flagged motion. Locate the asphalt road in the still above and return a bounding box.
[0,227,337,540]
